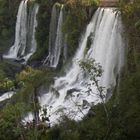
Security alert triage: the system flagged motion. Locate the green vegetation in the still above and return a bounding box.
[0,0,140,140]
[0,77,14,93]
[0,0,20,53]
[31,0,62,60]
[0,61,16,93]
[16,67,46,111]
[0,66,55,140]
[119,0,140,72]
[32,0,98,60]
[0,103,28,140]
[0,0,22,94]
[79,58,109,123]
[62,0,98,57]
[14,66,55,113]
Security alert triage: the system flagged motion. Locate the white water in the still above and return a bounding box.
[3,0,28,59]
[23,4,39,62]
[52,5,64,67]
[3,1,39,62]
[43,4,60,66]
[39,8,125,124]
[0,91,15,102]
[44,5,66,68]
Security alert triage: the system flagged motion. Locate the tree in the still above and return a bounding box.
[16,67,53,125]
[79,58,109,122]
[0,103,28,140]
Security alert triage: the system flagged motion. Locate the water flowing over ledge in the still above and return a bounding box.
[39,8,125,124]
[43,4,67,68]
[3,0,39,63]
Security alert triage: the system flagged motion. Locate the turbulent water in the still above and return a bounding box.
[3,0,39,62]
[44,4,67,67]
[39,8,125,124]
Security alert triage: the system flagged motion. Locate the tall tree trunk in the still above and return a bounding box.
[33,87,40,125]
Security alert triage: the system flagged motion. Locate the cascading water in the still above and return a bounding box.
[44,3,60,66]
[3,0,28,59]
[23,4,39,62]
[3,0,39,62]
[52,5,64,67]
[39,8,125,123]
[87,8,124,93]
[44,4,66,68]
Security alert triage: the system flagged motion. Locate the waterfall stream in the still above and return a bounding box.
[3,0,28,59]
[3,0,39,63]
[44,4,66,68]
[43,4,60,66]
[39,8,125,124]
[23,4,39,62]
[51,5,64,67]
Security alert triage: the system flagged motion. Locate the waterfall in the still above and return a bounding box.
[52,5,64,67]
[39,8,125,123]
[44,4,66,68]
[87,9,124,91]
[3,0,28,59]
[3,0,39,62]
[43,4,60,66]
[23,4,39,62]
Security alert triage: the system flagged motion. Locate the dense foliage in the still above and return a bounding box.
[0,0,140,140]
[0,0,21,94]
[31,0,61,60]
[62,0,98,57]
[119,0,140,72]
[32,0,98,60]
[0,0,20,53]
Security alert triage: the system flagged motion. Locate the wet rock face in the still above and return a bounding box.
[0,90,7,96]
[82,100,90,109]
[87,107,96,118]
[0,99,9,109]
[86,6,97,21]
